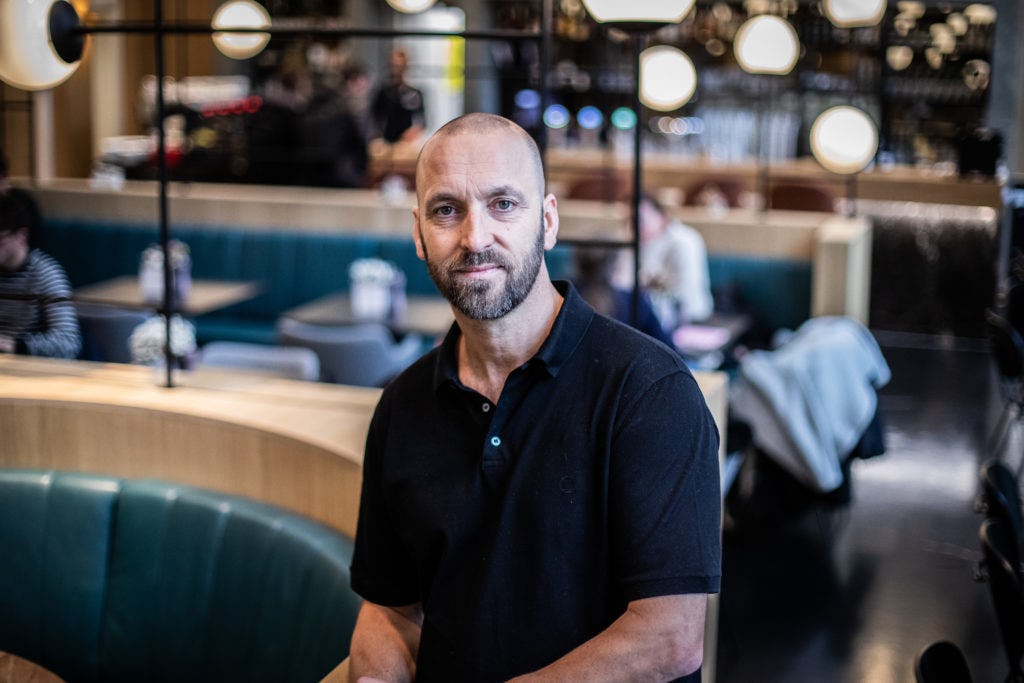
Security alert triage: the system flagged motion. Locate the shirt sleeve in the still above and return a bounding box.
[666,225,714,323]
[609,369,722,601]
[22,253,81,360]
[350,392,421,606]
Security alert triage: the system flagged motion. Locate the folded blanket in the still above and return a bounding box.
[730,316,891,492]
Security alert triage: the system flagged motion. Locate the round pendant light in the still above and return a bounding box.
[212,1,271,60]
[581,0,696,28]
[964,3,997,25]
[0,0,85,91]
[886,45,913,71]
[823,0,885,28]
[734,15,799,75]
[640,45,697,111]
[810,106,878,175]
[385,0,438,13]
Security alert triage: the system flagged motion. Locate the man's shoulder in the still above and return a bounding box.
[379,344,441,401]
[667,220,706,246]
[583,312,688,377]
[27,249,65,272]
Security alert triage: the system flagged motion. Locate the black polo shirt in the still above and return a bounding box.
[351,281,721,682]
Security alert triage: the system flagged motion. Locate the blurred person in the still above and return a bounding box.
[0,151,42,243]
[342,61,374,140]
[573,246,675,347]
[299,63,369,188]
[371,48,426,144]
[0,192,80,358]
[347,113,720,682]
[616,193,714,329]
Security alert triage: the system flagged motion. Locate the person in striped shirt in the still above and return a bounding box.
[0,191,80,359]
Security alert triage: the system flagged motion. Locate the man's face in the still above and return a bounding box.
[389,51,408,82]
[413,129,557,320]
[0,228,28,274]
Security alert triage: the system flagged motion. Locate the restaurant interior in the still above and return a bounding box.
[0,0,1023,681]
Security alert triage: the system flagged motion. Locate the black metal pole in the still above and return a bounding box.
[756,80,768,212]
[846,173,857,218]
[630,33,644,326]
[538,0,553,156]
[77,21,541,41]
[154,0,173,388]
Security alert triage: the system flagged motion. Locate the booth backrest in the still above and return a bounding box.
[44,218,810,344]
[0,470,359,683]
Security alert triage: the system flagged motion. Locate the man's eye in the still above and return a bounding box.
[494,199,516,211]
[434,205,455,217]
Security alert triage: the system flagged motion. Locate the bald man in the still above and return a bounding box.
[347,113,720,683]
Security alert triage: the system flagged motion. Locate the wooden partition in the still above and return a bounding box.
[0,356,728,535]
[25,178,872,324]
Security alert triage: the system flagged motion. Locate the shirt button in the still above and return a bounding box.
[482,403,491,413]
[490,436,501,447]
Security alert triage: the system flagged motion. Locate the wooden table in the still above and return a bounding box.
[283,292,455,338]
[0,652,62,683]
[74,276,260,316]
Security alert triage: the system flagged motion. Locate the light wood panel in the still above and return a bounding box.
[0,356,729,537]
[0,356,378,537]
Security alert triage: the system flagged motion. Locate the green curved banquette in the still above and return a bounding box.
[0,470,361,683]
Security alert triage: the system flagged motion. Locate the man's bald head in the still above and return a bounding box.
[416,113,546,199]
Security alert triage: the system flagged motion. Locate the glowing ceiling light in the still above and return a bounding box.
[734,15,799,75]
[639,45,696,111]
[823,0,885,28]
[811,106,878,175]
[212,1,271,60]
[581,0,696,27]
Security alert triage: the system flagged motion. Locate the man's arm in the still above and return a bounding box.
[509,593,707,683]
[348,600,424,683]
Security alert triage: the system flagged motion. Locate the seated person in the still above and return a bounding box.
[0,192,81,358]
[572,246,674,347]
[615,193,714,330]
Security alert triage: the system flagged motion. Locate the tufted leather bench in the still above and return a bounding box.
[0,470,360,683]
[43,217,809,347]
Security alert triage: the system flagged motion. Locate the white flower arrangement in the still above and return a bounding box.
[129,314,197,365]
[141,239,191,269]
[139,239,193,304]
[349,258,400,286]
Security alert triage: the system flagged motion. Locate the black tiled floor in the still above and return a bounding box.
[716,333,1009,683]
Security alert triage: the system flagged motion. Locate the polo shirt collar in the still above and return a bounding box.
[432,280,595,392]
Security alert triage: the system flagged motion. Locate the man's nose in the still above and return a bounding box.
[460,207,494,252]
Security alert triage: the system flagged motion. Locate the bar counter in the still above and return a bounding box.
[371,142,1004,209]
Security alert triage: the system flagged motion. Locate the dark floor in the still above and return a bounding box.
[715,331,1010,683]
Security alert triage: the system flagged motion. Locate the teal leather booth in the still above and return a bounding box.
[0,470,360,683]
[44,218,810,347]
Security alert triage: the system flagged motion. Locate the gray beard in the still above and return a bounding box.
[425,223,545,320]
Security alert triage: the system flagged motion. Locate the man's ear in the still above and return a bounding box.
[413,207,426,261]
[542,194,559,251]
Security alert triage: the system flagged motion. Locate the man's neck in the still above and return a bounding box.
[455,280,563,404]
